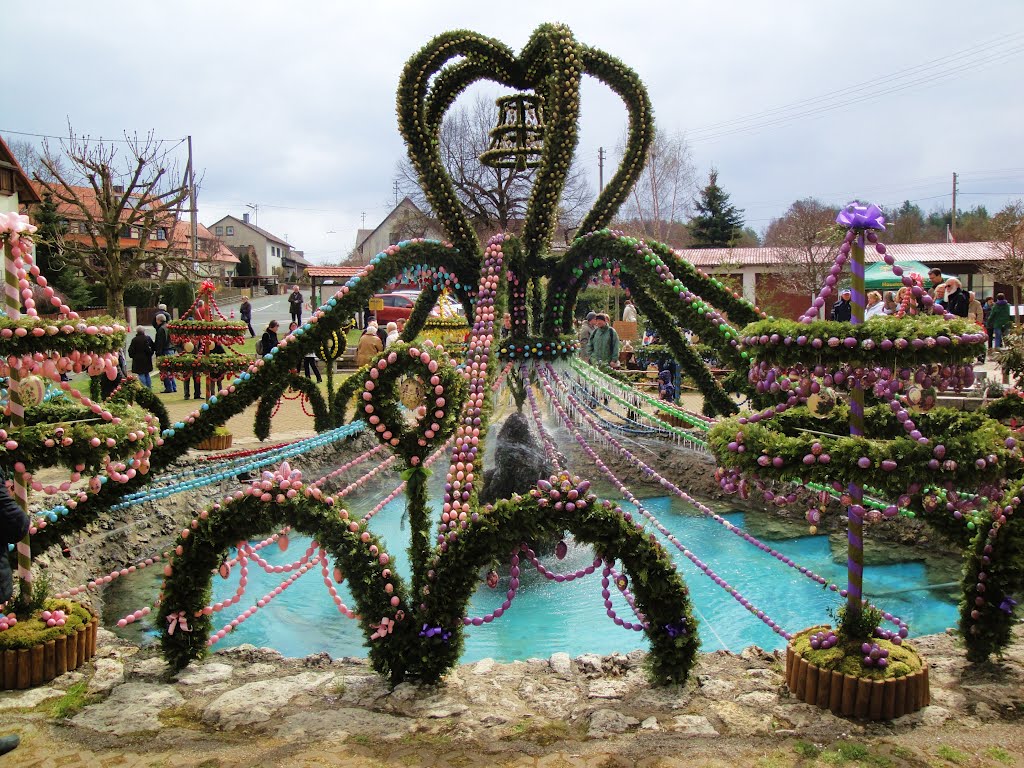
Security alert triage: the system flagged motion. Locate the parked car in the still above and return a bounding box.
[373,293,417,324]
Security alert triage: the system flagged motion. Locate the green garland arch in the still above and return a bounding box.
[253,373,332,442]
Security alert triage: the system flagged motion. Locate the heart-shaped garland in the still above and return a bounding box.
[359,342,465,466]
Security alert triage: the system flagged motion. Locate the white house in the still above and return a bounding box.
[207,214,292,278]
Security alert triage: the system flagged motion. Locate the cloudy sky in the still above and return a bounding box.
[5,1,1022,263]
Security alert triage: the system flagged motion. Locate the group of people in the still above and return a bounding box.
[577,311,621,366]
[829,268,1013,350]
[355,320,404,367]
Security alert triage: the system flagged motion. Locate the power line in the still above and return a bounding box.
[687,35,1024,144]
[0,128,188,145]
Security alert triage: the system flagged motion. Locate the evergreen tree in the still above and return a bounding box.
[33,192,92,309]
[688,169,744,248]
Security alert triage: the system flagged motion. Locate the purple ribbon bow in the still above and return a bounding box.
[835,201,886,231]
[999,596,1017,615]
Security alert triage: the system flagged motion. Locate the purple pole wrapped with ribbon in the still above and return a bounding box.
[835,201,886,629]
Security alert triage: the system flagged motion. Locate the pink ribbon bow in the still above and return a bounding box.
[369,616,395,640]
[166,611,191,636]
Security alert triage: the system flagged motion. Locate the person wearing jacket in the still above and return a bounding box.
[153,315,177,394]
[128,328,155,389]
[986,293,1012,348]
[587,313,620,366]
[288,287,304,325]
[0,483,28,756]
[967,291,984,325]
[941,278,970,318]
[830,289,852,322]
[356,324,383,367]
[239,298,255,337]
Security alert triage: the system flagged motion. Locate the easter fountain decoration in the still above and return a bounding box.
[11,25,1020,702]
[0,211,162,689]
[709,202,1022,718]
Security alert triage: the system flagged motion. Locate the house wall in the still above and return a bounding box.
[355,201,445,265]
[0,189,17,214]
[210,216,284,277]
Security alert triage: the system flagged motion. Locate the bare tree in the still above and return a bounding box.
[3,135,62,182]
[36,128,192,318]
[616,129,697,245]
[395,93,593,243]
[763,198,844,316]
[991,200,1024,325]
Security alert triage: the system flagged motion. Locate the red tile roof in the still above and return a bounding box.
[306,266,364,278]
[679,241,1004,268]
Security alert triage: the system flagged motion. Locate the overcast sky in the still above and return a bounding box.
[5,1,1022,264]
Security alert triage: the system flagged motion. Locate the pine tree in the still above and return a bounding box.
[33,192,92,309]
[688,169,744,248]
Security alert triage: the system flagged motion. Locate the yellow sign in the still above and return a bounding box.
[369,297,384,311]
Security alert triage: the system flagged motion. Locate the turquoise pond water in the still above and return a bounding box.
[104,487,960,661]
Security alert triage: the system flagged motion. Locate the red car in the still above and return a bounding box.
[373,293,416,324]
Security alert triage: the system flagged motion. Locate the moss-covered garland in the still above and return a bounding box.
[253,374,332,442]
[4,400,157,473]
[739,316,986,368]
[0,315,125,358]
[709,406,1020,511]
[157,472,699,685]
[958,480,1024,662]
[106,377,171,432]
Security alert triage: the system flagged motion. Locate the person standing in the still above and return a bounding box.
[864,291,885,319]
[588,313,620,366]
[578,311,596,360]
[356,324,383,367]
[0,483,29,757]
[942,278,969,318]
[128,328,155,389]
[500,313,512,339]
[288,286,304,326]
[239,298,255,337]
[303,347,322,383]
[883,291,897,315]
[987,293,1012,349]
[153,315,177,393]
[261,320,280,357]
[983,296,996,352]
[830,289,852,321]
[927,268,944,298]
[154,303,171,326]
[967,291,984,325]
[622,299,637,323]
[385,322,400,347]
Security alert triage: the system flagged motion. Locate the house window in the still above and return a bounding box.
[78,222,88,234]
[121,226,132,238]
[389,231,399,245]
[156,227,167,240]
[215,226,224,236]
[0,168,15,195]
[226,226,234,236]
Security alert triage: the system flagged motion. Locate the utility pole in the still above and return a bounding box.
[246,203,259,228]
[951,172,958,241]
[393,180,400,207]
[361,212,366,228]
[598,147,606,192]
[187,135,198,265]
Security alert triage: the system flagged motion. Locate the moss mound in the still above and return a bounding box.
[790,625,923,681]
[0,599,93,650]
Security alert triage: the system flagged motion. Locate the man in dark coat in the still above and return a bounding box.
[239,298,255,337]
[288,286,303,325]
[941,278,970,318]
[153,315,177,394]
[831,289,853,322]
[128,328,155,389]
